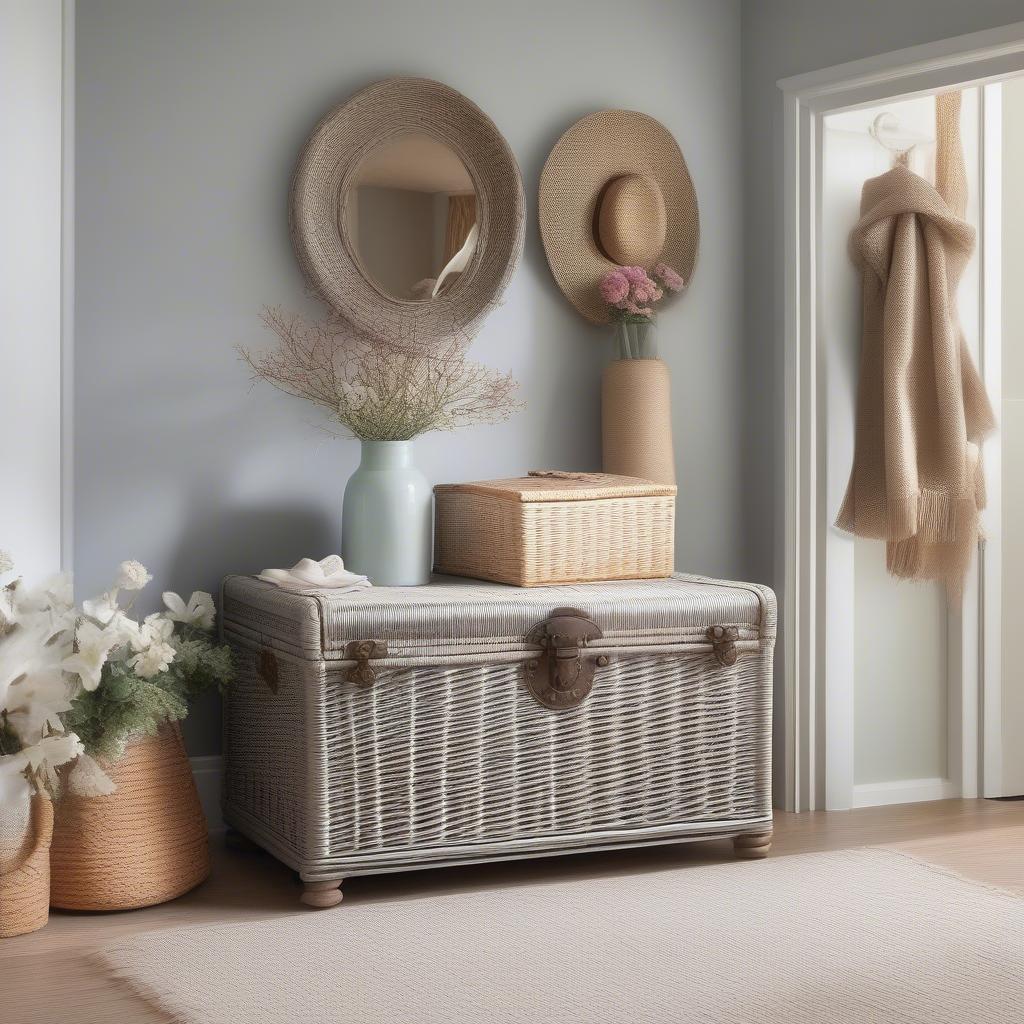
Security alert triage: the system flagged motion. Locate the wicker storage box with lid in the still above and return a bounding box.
[220,573,774,907]
[433,471,676,586]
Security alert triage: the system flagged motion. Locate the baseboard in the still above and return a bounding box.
[852,777,960,809]
[190,755,223,831]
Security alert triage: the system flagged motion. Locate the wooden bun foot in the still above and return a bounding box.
[301,879,344,908]
[733,832,772,859]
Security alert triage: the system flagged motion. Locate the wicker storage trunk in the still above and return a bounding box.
[433,472,676,586]
[221,573,774,907]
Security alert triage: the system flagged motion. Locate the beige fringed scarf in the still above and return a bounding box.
[836,93,996,597]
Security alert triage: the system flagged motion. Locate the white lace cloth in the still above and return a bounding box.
[257,555,370,594]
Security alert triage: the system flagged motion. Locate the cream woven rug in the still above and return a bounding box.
[97,848,1024,1024]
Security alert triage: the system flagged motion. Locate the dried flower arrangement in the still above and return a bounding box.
[0,553,233,802]
[239,308,521,441]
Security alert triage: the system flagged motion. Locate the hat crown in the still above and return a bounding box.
[596,174,667,268]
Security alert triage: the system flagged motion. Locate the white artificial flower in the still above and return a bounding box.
[0,585,15,633]
[16,732,84,792]
[116,560,152,591]
[132,613,174,652]
[106,611,141,650]
[162,590,215,631]
[82,590,121,625]
[0,550,13,575]
[43,574,74,612]
[61,619,117,691]
[0,615,67,713]
[4,667,73,744]
[130,640,175,679]
[0,754,32,808]
[68,752,116,797]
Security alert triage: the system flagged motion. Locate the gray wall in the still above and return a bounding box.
[74,0,744,755]
[740,0,1023,589]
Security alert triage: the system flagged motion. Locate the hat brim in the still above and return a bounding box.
[539,110,699,325]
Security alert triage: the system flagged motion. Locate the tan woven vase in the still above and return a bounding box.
[0,794,53,937]
[602,358,676,485]
[49,722,210,911]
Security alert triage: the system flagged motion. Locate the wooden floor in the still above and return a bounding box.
[4,798,1024,1023]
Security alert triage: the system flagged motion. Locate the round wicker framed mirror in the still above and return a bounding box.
[290,77,525,347]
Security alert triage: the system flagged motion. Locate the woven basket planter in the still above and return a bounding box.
[602,358,676,486]
[0,794,53,938]
[49,722,210,911]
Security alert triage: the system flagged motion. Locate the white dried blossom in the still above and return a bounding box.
[162,591,215,631]
[116,560,152,591]
[68,752,116,797]
[240,308,521,442]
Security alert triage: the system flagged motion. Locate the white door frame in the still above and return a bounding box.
[779,22,1024,811]
[0,0,74,584]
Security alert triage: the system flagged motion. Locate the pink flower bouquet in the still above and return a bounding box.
[598,263,686,358]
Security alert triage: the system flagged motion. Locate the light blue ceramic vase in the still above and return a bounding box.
[341,440,433,586]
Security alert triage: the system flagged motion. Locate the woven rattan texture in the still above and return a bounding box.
[222,576,774,881]
[223,642,771,879]
[602,359,676,485]
[49,723,210,911]
[0,794,52,938]
[290,77,524,346]
[433,472,675,503]
[539,109,699,324]
[434,493,676,586]
[221,573,775,654]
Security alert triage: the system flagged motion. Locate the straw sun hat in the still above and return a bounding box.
[539,110,699,324]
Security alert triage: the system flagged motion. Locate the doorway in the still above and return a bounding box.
[779,23,1024,812]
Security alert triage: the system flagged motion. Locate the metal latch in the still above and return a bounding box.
[345,639,387,687]
[525,607,609,709]
[706,625,739,667]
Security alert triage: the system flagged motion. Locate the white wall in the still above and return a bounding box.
[73,0,744,755]
[0,1,66,586]
[1002,75,1024,797]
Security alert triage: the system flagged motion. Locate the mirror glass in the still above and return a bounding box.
[344,133,478,302]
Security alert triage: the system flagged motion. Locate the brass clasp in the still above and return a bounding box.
[525,607,608,709]
[345,639,387,687]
